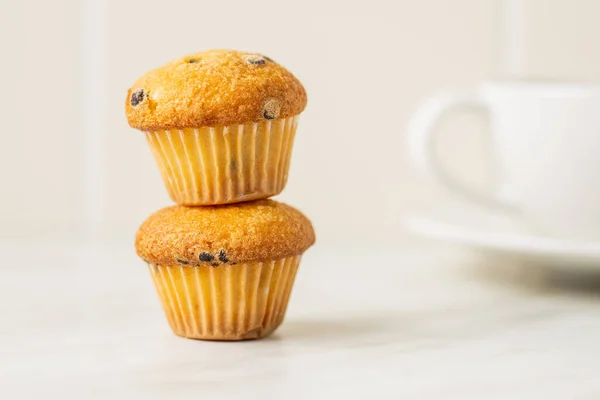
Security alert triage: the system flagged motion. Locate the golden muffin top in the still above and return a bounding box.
[125,49,307,131]
[136,200,315,266]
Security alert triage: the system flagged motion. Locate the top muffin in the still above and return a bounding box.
[125,49,307,131]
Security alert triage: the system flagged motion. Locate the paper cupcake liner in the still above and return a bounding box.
[147,255,301,340]
[145,116,298,205]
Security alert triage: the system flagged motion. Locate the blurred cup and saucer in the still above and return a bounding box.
[407,80,600,271]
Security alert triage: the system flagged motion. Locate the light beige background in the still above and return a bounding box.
[2,0,600,247]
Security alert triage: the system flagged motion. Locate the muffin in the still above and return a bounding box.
[136,199,315,340]
[126,49,307,205]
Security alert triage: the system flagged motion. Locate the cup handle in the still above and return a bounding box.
[408,90,518,213]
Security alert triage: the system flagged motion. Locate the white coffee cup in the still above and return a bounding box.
[409,81,600,241]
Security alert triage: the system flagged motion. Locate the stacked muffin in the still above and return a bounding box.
[126,49,315,341]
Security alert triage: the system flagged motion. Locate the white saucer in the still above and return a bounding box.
[405,208,600,271]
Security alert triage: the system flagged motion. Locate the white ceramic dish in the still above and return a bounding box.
[405,209,600,272]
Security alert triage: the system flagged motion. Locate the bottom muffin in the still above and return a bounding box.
[136,200,315,341]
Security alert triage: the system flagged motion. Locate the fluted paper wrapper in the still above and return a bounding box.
[147,256,301,340]
[145,116,298,205]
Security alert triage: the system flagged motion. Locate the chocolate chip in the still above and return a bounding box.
[211,263,220,267]
[175,258,190,265]
[188,58,198,63]
[263,99,281,120]
[246,55,266,65]
[218,249,229,263]
[199,252,215,262]
[245,53,271,65]
[130,88,146,107]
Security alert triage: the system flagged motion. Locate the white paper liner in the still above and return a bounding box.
[147,255,301,340]
[145,116,298,205]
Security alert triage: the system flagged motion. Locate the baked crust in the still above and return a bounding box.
[135,200,315,266]
[126,49,307,130]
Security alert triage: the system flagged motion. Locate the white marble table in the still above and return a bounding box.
[2,239,600,399]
